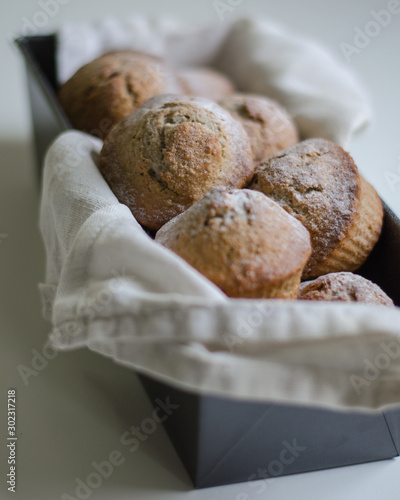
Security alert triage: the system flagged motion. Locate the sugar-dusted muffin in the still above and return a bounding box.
[155,188,312,298]
[249,138,383,279]
[58,51,184,138]
[299,272,394,306]
[99,94,254,231]
[219,93,299,162]
[178,67,235,100]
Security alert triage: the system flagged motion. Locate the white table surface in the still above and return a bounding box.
[1,1,400,499]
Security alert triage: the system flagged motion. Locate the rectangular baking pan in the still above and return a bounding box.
[16,34,400,489]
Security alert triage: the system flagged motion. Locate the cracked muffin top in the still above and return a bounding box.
[58,51,184,139]
[299,272,393,306]
[219,93,298,162]
[249,138,383,278]
[99,94,254,231]
[155,187,312,298]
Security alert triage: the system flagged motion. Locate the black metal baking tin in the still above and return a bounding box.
[16,34,400,489]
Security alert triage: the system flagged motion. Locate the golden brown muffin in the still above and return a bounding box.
[299,272,394,306]
[58,51,184,139]
[219,93,299,162]
[155,188,312,298]
[99,94,254,231]
[178,67,235,100]
[249,138,383,279]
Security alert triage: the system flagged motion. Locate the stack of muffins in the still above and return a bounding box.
[59,50,393,306]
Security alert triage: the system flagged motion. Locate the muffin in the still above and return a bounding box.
[178,67,235,100]
[249,138,383,278]
[99,94,254,231]
[219,93,299,162]
[299,272,393,306]
[155,188,312,298]
[58,51,184,138]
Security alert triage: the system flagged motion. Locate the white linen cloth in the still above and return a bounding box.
[40,17,400,411]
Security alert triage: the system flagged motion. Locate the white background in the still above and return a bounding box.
[1,1,400,499]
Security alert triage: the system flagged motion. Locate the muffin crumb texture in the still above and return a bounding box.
[99,94,254,231]
[59,51,184,138]
[179,67,235,100]
[156,188,312,299]
[299,272,393,306]
[219,93,299,162]
[250,138,383,278]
